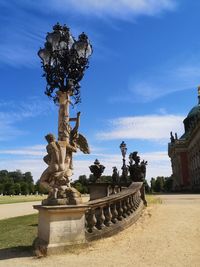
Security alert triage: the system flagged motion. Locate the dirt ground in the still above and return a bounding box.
[0,201,41,220]
[0,194,200,267]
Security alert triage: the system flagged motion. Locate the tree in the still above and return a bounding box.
[23,172,34,184]
[144,179,150,193]
[150,178,156,193]
[164,176,173,192]
[20,182,29,195]
[35,180,48,195]
[29,183,35,194]
[73,175,89,194]
[13,183,21,195]
[73,182,88,194]
[4,181,15,195]
[154,176,165,192]
[0,183,4,194]
[0,170,8,184]
[78,175,88,186]
[99,175,112,183]
[8,170,23,183]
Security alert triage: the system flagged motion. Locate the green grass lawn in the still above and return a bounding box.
[0,195,46,205]
[0,214,38,250]
[146,194,162,204]
[0,194,161,250]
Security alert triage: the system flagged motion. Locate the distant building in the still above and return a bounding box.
[168,88,200,191]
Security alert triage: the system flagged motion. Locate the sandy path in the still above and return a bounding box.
[0,196,89,220]
[0,194,200,267]
[0,201,41,220]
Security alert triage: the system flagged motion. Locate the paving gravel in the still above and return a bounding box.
[0,201,40,220]
[0,194,200,267]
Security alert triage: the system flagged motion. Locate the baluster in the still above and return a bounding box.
[95,206,105,229]
[138,195,141,205]
[125,197,131,215]
[86,208,97,233]
[116,200,123,221]
[122,199,127,218]
[104,204,112,227]
[136,193,141,207]
[132,195,135,209]
[111,202,118,223]
[128,196,134,213]
[132,195,137,210]
[135,194,139,208]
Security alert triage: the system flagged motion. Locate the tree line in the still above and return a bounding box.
[150,176,173,193]
[72,174,152,194]
[73,175,173,194]
[0,169,173,196]
[0,170,47,195]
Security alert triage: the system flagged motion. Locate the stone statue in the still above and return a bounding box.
[39,111,90,205]
[170,131,175,143]
[112,167,120,185]
[128,152,147,182]
[128,151,147,206]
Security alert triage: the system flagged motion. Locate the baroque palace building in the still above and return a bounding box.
[168,87,200,191]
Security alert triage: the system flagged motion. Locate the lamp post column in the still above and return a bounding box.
[120,141,128,186]
[57,91,71,142]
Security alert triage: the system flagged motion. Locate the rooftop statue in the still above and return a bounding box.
[170,131,175,143]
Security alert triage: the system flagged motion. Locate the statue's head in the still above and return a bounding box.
[45,133,56,143]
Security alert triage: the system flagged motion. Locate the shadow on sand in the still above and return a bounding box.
[0,246,33,260]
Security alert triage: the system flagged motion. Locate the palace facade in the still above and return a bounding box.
[168,88,200,191]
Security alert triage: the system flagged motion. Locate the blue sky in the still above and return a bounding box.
[0,0,199,182]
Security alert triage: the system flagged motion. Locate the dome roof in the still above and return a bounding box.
[187,104,200,118]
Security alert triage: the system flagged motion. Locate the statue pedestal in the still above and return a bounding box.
[88,183,113,200]
[33,204,88,255]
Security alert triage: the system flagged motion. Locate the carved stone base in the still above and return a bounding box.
[88,183,112,200]
[42,187,82,206]
[33,204,88,256]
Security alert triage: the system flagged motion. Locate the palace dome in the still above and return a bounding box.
[187,104,200,118]
[183,88,200,134]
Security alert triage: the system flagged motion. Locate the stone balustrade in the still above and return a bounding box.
[85,182,144,241]
[34,182,145,255]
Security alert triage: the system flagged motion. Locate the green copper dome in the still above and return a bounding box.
[183,88,200,134]
[187,104,200,118]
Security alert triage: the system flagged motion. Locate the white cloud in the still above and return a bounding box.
[47,0,176,19]
[73,150,172,182]
[110,62,200,104]
[97,114,184,141]
[140,151,171,178]
[0,144,172,182]
[0,146,46,157]
[0,98,54,141]
[131,64,200,103]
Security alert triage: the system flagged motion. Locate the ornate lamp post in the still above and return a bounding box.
[38,23,92,205]
[119,141,128,186]
[38,23,92,142]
